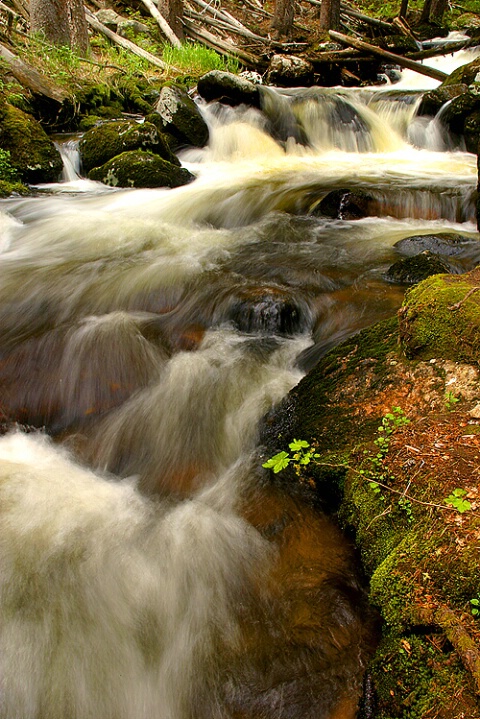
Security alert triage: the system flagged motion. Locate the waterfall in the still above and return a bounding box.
[0,66,479,719]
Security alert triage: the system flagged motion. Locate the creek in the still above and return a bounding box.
[0,44,479,719]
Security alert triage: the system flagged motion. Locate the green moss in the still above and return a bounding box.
[79,120,179,174]
[399,270,480,364]
[0,179,30,197]
[88,150,194,188]
[0,102,63,184]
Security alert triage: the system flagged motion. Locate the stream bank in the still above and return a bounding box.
[261,269,480,718]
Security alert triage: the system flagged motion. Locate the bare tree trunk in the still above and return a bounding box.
[271,0,294,37]
[399,0,409,18]
[319,0,341,31]
[429,0,448,22]
[30,0,89,55]
[158,0,184,41]
[420,0,433,22]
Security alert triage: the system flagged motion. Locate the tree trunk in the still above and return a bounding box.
[271,0,295,37]
[30,0,89,55]
[429,0,448,22]
[319,0,341,31]
[399,0,409,18]
[420,0,432,23]
[158,0,184,41]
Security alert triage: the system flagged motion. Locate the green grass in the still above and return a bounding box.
[162,41,239,75]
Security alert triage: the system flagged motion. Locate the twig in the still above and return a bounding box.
[448,287,480,311]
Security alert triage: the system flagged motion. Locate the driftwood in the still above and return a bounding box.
[85,10,179,72]
[0,40,68,102]
[186,4,266,42]
[329,30,448,81]
[138,0,182,47]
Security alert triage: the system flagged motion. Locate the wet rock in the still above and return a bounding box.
[416,84,469,117]
[439,89,480,150]
[312,189,375,220]
[443,56,480,87]
[265,55,315,88]
[385,251,451,285]
[79,120,179,174]
[0,101,62,184]
[88,150,194,188]
[226,286,308,336]
[393,232,478,257]
[399,265,480,363]
[149,85,209,149]
[196,70,261,108]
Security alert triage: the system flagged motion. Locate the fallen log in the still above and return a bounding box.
[329,30,448,82]
[138,0,182,47]
[85,10,179,72]
[305,0,394,30]
[185,6,267,42]
[0,41,68,103]
[407,38,478,60]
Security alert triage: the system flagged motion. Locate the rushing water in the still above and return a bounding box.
[0,49,479,719]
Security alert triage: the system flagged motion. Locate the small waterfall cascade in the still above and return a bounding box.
[0,51,479,719]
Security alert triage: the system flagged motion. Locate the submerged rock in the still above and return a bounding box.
[79,120,179,174]
[312,188,375,220]
[88,150,194,188]
[0,102,62,184]
[226,286,309,336]
[385,251,451,285]
[197,70,261,108]
[150,85,209,150]
[393,232,478,257]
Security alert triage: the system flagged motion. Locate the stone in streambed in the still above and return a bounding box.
[88,150,194,188]
[385,251,451,285]
[196,70,261,108]
[149,85,209,150]
[79,119,179,174]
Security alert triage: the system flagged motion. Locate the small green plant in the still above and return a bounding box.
[398,496,414,523]
[262,439,319,474]
[470,596,480,617]
[445,390,460,410]
[444,488,472,514]
[0,149,19,182]
[360,407,410,493]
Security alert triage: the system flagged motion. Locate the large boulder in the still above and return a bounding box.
[393,232,479,257]
[79,120,178,174]
[0,101,62,184]
[88,150,194,188]
[149,85,209,149]
[416,84,469,117]
[265,55,315,87]
[196,70,261,108]
[399,266,480,363]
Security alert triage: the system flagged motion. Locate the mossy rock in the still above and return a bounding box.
[0,102,62,184]
[151,85,209,150]
[416,84,468,117]
[464,109,480,154]
[0,179,30,197]
[442,56,480,87]
[399,267,480,363]
[88,150,194,188]
[79,120,179,174]
[439,89,480,138]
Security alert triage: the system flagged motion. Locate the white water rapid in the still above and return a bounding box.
[0,50,479,719]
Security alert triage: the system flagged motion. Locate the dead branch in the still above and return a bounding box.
[329,30,449,82]
[85,9,179,72]
[182,19,258,67]
[138,0,182,47]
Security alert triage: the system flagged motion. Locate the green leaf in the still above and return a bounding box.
[289,439,310,451]
[262,451,291,473]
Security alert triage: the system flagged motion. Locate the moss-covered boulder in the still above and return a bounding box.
[0,101,62,184]
[260,309,480,718]
[443,56,480,87]
[439,89,480,151]
[87,150,194,188]
[150,85,209,150]
[79,120,179,174]
[399,267,480,363]
[416,84,469,117]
